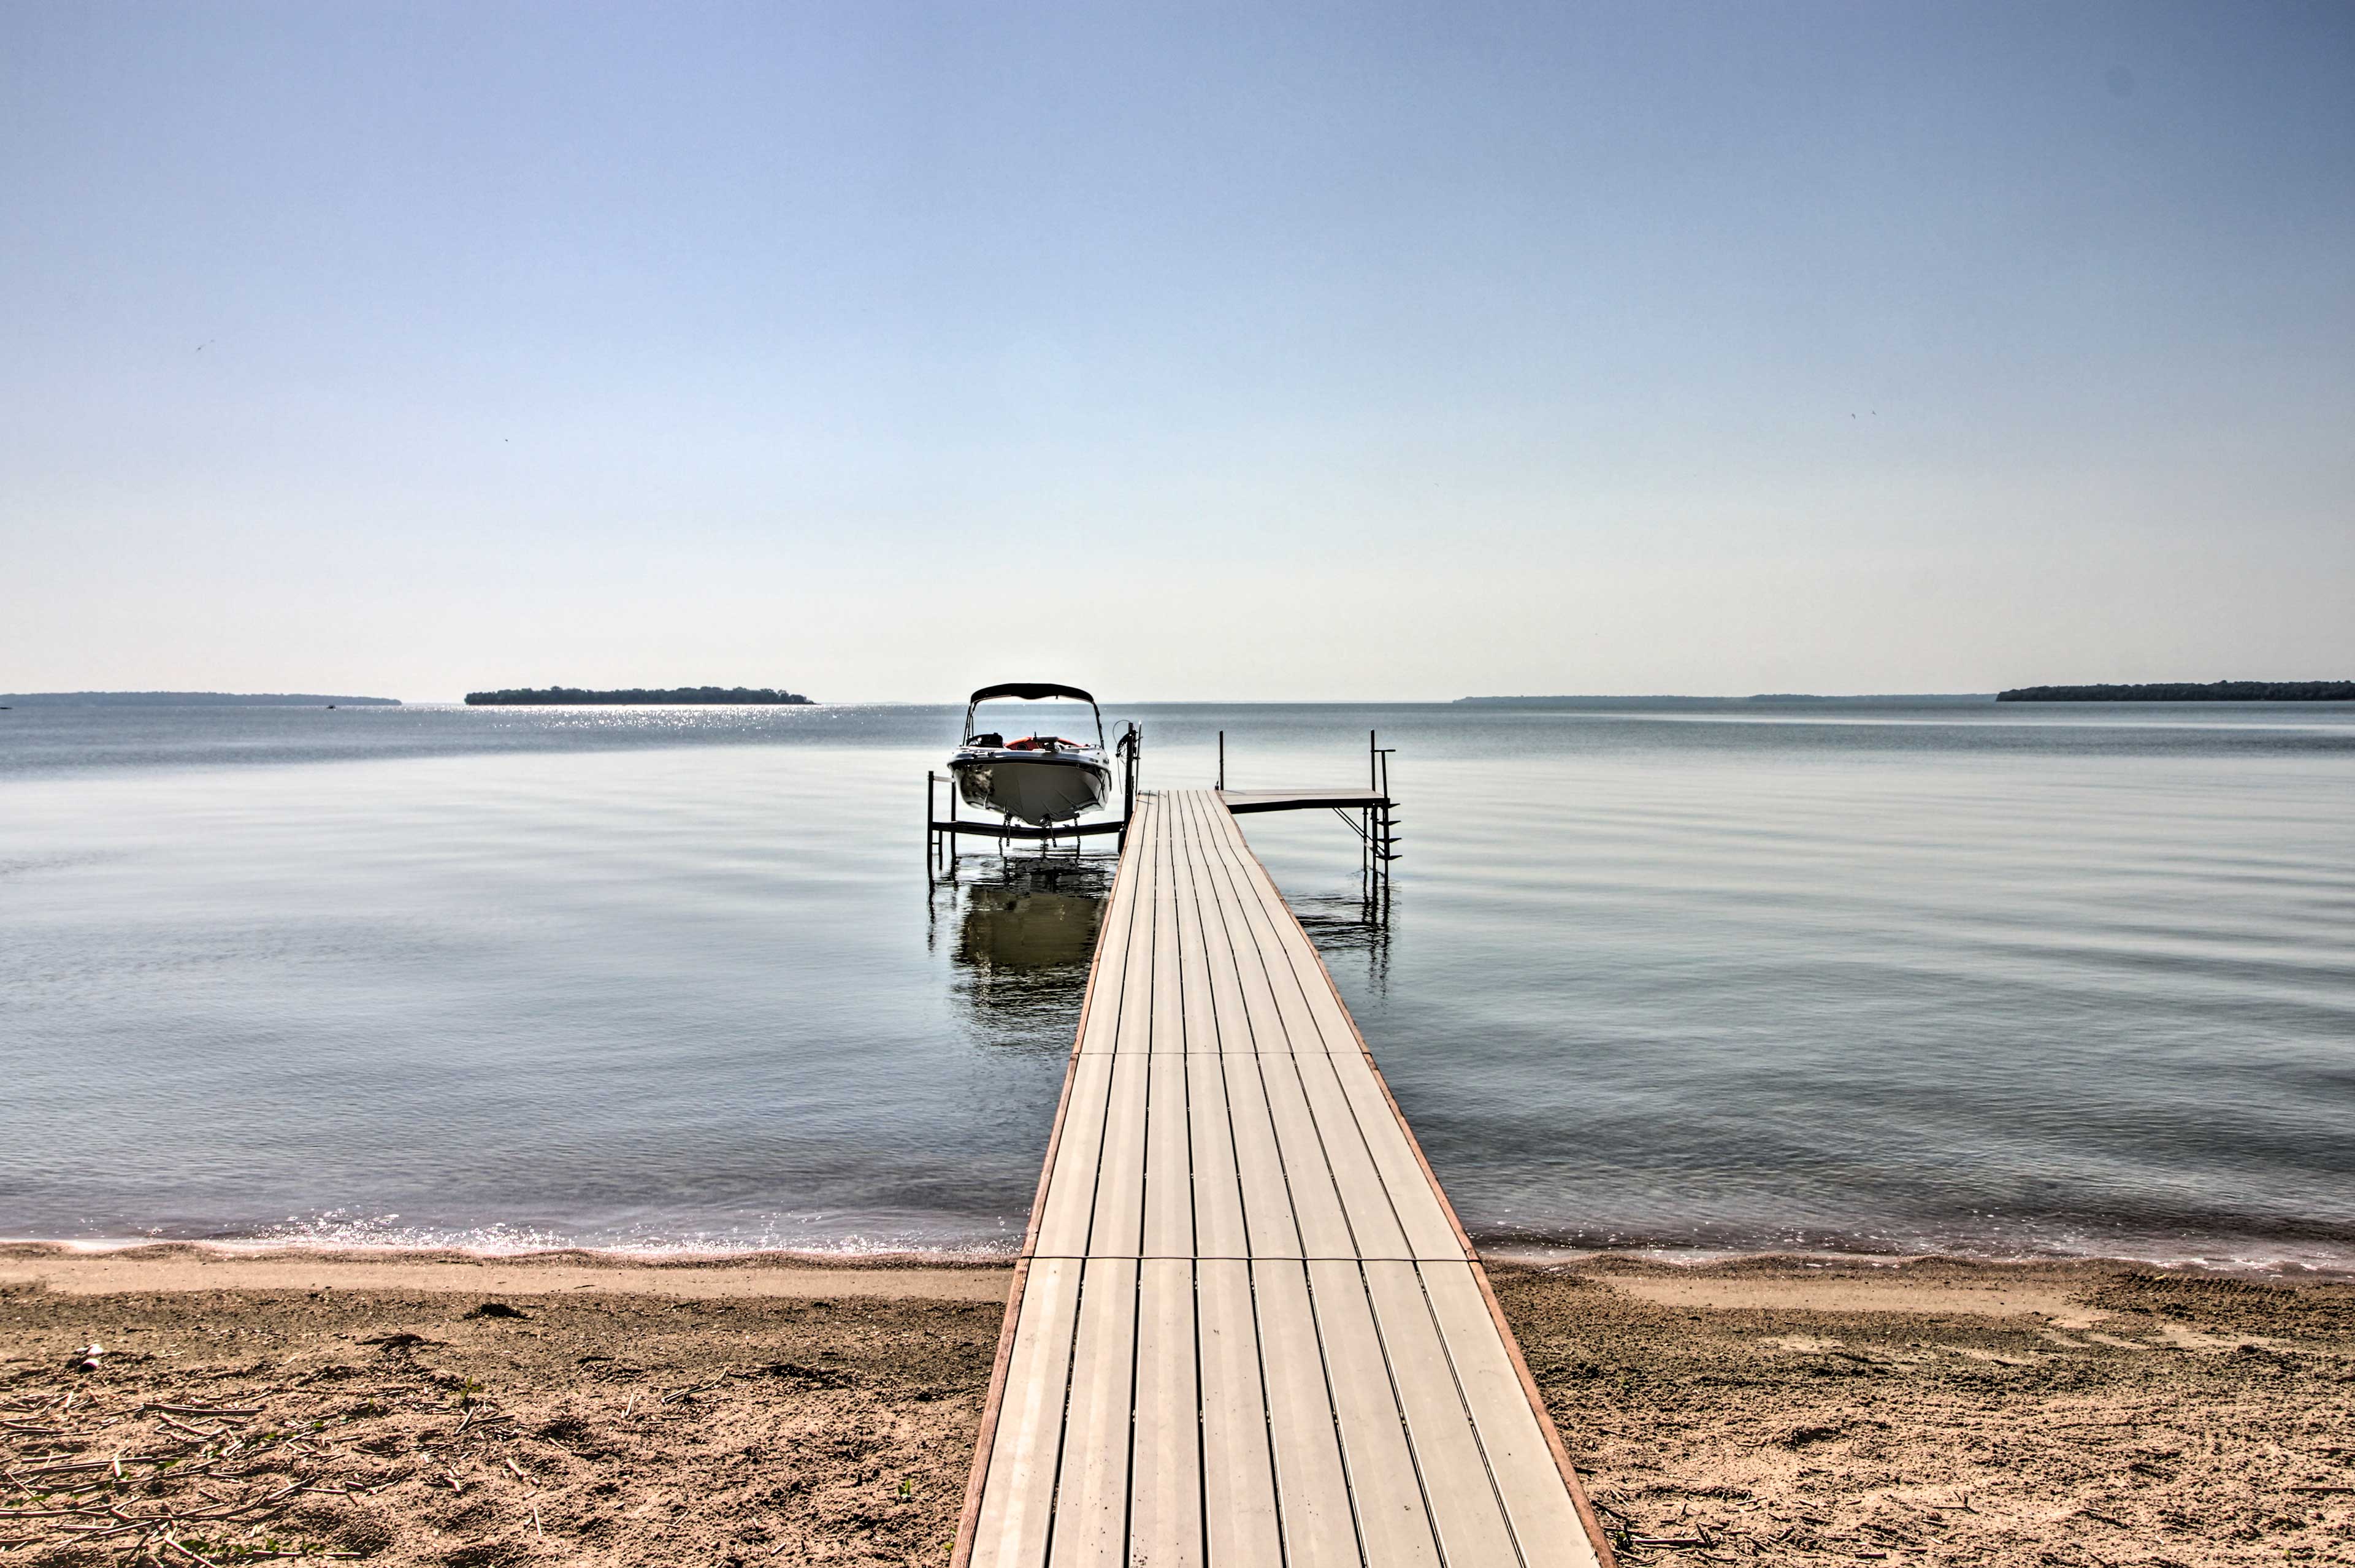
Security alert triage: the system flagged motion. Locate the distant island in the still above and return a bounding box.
[463,686,813,706]
[0,691,400,706]
[1998,681,2355,703]
[1457,693,1994,707]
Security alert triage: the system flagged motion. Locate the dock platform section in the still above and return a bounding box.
[954,790,1610,1568]
[1215,787,1389,814]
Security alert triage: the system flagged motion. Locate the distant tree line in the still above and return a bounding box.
[463,686,813,706]
[0,691,400,706]
[1998,681,2355,702]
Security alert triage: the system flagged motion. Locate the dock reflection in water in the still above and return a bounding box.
[935,857,1113,1054]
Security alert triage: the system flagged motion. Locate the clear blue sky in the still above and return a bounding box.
[4,1,2348,700]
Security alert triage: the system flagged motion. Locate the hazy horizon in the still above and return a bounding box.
[6,1,2349,701]
[36,684,2355,708]
[7,684,2012,704]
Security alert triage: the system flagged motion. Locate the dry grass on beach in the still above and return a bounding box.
[2,1247,2350,1566]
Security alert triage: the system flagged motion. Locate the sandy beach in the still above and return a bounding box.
[1501,1256,2354,1566]
[3,1246,2349,1566]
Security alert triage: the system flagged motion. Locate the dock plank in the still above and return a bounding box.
[1196,1260,1282,1562]
[1208,805,1357,1048]
[1174,794,1254,1015]
[1030,1054,1114,1260]
[1073,801,1145,1056]
[1141,1052,1192,1256]
[1326,1051,1466,1261]
[1295,1049,1413,1260]
[1256,1260,1363,1568]
[1048,1258,1138,1567]
[967,1257,1082,1568]
[1309,1258,1441,1567]
[1256,1050,1358,1258]
[1173,797,1220,1054]
[1186,795,1258,1053]
[1150,803,1188,1055]
[1084,1054,1147,1258]
[1220,1050,1304,1260]
[1105,806,1158,1057]
[1186,1050,1249,1258]
[1185,794,1316,1044]
[1365,1261,1523,1567]
[1128,1259,1203,1566]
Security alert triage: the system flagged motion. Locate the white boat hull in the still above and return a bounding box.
[950,751,1114,825]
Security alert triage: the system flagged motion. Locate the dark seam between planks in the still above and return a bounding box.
[1357,1258,1457,1565]
[1412,1261,1533,1568]
[1300,1256,1380,1568]
[1245,1258,1296,1568]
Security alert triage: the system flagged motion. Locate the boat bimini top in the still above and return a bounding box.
[961,683,1106,753]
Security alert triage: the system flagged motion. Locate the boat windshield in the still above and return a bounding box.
[962,687,1106,750]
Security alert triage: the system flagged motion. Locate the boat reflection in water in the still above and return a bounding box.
[935,859,1112,1053]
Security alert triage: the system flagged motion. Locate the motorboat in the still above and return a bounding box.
[949,683,1116,826]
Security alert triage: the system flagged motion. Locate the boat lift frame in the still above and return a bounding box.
[929,724,1399,906]
[929,723,1142,874]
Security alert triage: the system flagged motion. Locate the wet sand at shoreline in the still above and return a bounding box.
[0,1245,1009,1302]
[3,1246,2349,1565]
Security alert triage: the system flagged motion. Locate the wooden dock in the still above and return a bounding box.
[953,790,1612,1568]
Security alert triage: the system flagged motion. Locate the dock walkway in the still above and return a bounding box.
[954,790,1610,1568]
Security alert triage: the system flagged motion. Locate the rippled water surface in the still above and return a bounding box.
[3,700,2349,1268]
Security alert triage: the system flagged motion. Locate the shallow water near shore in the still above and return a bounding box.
[3,700,2350,1269]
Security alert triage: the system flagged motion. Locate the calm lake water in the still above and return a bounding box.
[4,701,2350,1271]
